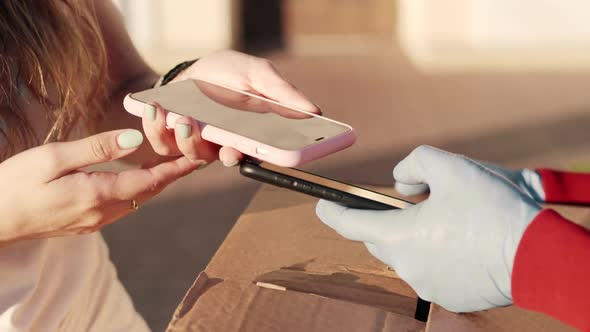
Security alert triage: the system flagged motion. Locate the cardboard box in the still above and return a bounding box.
[166,185,578,332]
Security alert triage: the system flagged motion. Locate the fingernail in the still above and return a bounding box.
[117,129,144,149]
[222,159,239,167]
[144,104,156,121]
[197,162,210,170]
[175,123,192,138]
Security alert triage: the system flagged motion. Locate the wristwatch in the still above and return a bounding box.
[153,59,198,87]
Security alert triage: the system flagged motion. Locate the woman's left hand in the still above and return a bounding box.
[141,50,320,167]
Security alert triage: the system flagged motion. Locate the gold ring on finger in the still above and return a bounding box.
[130,199,139,211]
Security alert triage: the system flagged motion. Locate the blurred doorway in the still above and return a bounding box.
[239,0,284,53]
[239,0,398,55]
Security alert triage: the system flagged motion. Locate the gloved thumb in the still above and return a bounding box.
[316,199,406,245]
[394,182,429,196]
[393,145,456,190]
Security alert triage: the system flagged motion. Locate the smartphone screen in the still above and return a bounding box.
[242,160,412,209]
[129,80,352,150]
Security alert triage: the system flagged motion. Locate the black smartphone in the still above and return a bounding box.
[239,158,412,210]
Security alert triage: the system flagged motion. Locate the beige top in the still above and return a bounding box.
[0,72,149,331]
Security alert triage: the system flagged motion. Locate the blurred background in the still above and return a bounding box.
[105,1,590,330]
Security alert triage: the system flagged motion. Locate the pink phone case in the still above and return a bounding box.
[123,82,355,167]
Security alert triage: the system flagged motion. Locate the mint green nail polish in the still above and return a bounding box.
[144,104,156,121]
[176,123,191,138]
[117,129,144,149]
[197,162,210,170]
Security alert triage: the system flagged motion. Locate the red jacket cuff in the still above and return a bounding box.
[538,169,590,205]
[512,209,590,330]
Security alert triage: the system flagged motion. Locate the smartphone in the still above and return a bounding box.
[239,159,412,210]
[123,79,356,167]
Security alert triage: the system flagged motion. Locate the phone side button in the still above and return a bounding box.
[278,178,293,186]
[236,142,255,154]
[256,147,269,155]
[328,192,343,200]
[300,183,312,191]
[316,189,328,196]
[292,181,311,192]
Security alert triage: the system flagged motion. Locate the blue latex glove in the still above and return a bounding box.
[316,146,542,312]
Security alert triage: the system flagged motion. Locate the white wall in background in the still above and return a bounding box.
[114,0,236,70]
[398,0,590,71]
[114,0,159,50]
[472,1,590,48]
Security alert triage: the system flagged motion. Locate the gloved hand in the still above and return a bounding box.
[316,145,542,312]
[394,158,546,202]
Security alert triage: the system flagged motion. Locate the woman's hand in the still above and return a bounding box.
[316,146,542,312]
[142,50,320,167]
[0,129,201,245]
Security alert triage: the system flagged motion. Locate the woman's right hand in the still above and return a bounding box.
[0,129,201,245]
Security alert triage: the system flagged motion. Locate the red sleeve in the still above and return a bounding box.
[512,209,590,330]
[538,169,590,204]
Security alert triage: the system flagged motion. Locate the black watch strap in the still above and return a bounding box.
[155,59,198,87]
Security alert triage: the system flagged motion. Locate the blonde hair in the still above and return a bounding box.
[0,0,108,160]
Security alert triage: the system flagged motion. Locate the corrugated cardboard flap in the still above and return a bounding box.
[167,271,425,332]
[166,186,426,331]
